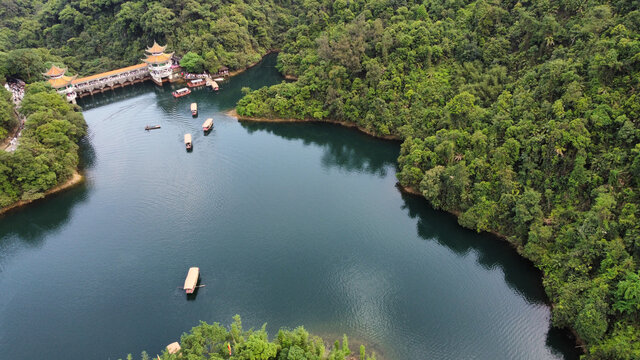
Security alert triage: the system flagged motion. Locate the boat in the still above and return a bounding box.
[184,133,192,150]
[183,267,199,294]
[166,342,181,355]
[145,125,161,131]
[213,77,224,82]
[187,78,205,88]
[202,118,213,132]
[191,102,197,116]
[172,88,191,98]
[210,81,219,91]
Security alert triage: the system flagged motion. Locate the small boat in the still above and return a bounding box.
[187,78,205,88]
[191,103,197,116]
[184,133,192,150]
[172,88,191,98]
[145,125,161,131]
[183,267,199,294]
[213,77,224,82]
[202,118,213,132]
[166,342,181,355]
[210,81,219,91]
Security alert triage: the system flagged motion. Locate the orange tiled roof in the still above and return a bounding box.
[73,63,148,84]
[142,53,173,64]
[48,75,76,88]
[44,65,66,77]
[146,41,167,54]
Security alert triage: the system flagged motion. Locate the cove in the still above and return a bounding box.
[0,54,579,359]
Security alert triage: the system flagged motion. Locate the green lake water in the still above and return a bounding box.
[0,54,579,359]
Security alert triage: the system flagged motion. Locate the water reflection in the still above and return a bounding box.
[240,121,399,176]
[77,82,156,110]
[399,190,580,359]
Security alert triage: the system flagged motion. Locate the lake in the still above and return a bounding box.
[0,54,578,359]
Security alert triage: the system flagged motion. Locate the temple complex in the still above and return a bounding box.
[43,65,78,102]
[143,41,174,85]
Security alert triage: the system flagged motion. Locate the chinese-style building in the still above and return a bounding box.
[43,65,78,102]
[143,41,174,85]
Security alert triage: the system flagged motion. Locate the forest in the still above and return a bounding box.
[121,315,376,360]
[1,0,639,358]
[0,82,86,207]
[236,1,640,358]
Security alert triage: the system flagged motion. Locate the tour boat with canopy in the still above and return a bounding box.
[172,88,191,98]
[183,267,199,294]
[187,78,205,88]
[202,118,213,132]
[184,133,192,150]
[191,102,197,116]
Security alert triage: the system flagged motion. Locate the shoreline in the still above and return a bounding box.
[0,171,84,216]
[226,108,586,352]
[226,49,281,78]
[226,109,401,141]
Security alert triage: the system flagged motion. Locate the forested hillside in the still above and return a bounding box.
[236,1,640,358]
[0,82,86,207]
[1,0,639,358]
[0,0,295,79]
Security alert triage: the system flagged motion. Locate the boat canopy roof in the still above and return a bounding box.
[183,267,199,289]
[203,118,213,127]
[176,88,189,93]
[184,133,192,143]
[190,78,204,83]
[191,103,197,110]
[166,342,181,354]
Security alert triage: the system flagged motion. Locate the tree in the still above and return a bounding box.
[180,52,205,73]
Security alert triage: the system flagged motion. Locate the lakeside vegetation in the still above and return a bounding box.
[0,83,86,208]
[236,1,640,358]
[1,0,639,358]
[122,316,376,360]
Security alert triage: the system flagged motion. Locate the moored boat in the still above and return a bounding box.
[191,102,197,116]
[213,77,224,82]
[183,267,199,294]
[210,81,219,91]
[184,133,192,150]
[187,78,205,88]
[202,118,213,132]
[172,88,191,98]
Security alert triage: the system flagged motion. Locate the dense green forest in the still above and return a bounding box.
[0,82,86,207]
[236,1,640,358]
[0,0,295,80]
[0,87,18,139]
[122,316,376,360]
[1,0,640,358]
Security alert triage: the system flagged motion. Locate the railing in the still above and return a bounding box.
[74,68,150,94]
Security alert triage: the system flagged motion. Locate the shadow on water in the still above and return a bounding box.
[240,121,399,176]
[399,191,581,359]
[0,182,89,256]
[0,136,95,265]
[76,82,156,111]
